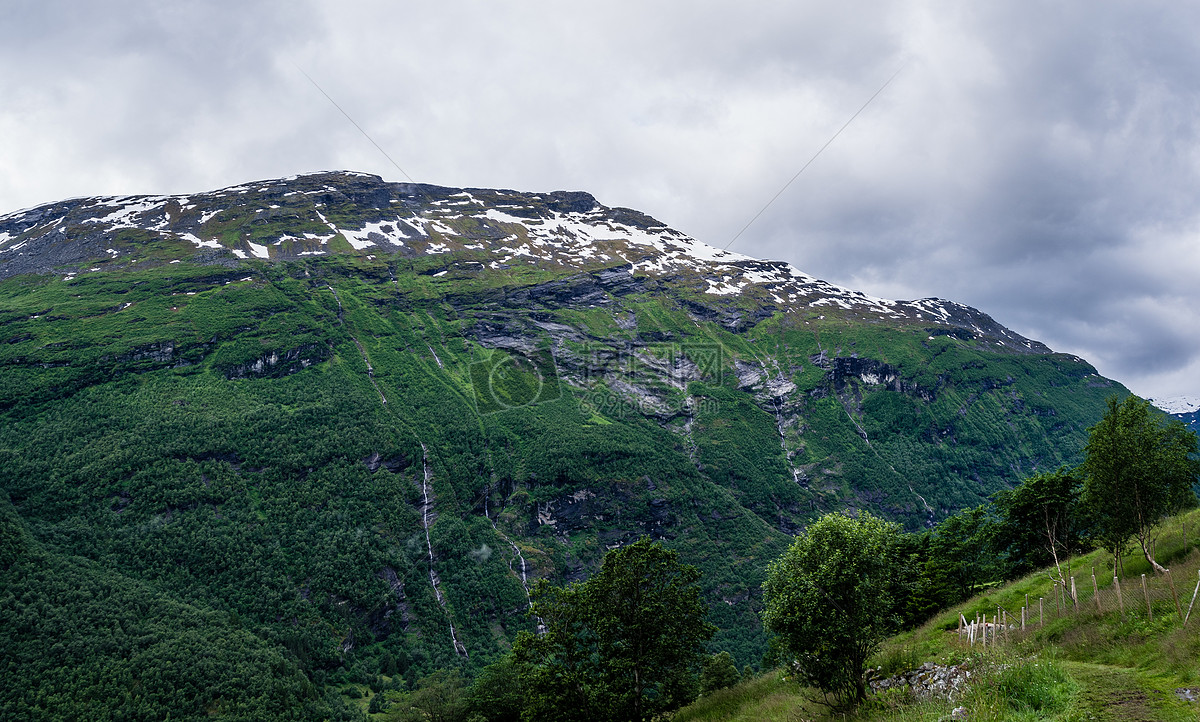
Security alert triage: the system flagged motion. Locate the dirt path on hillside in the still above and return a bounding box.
[1064,661,1196,722]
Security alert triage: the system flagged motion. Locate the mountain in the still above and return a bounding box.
[1149,396,1200,432]
[0,171,1127,718]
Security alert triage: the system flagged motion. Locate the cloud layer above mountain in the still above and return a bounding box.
[4,0,1200,398]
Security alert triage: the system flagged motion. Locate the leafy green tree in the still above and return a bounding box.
[993,468,1083,580]
[406,669,470,722]
[888,532,946,627]
[699,651,742,695]
[468,656,525,722]
[380,692,424,722]
[762,511,906,707]
[893,506,1004,628]
[927,504,1003,594]
[1081,396,1200,574]
[513,537,715,722]
[0,489,30,570]
[512,581,596,720]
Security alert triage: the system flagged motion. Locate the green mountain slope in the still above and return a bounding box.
[0,172,1128,717]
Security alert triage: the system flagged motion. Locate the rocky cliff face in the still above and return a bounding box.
[0,171,1125,674]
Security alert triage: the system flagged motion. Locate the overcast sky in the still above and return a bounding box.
[4,1,1200,401]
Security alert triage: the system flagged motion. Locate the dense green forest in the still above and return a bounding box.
[0,173,1133,719]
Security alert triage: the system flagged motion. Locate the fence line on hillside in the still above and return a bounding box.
[956,561,1200,649]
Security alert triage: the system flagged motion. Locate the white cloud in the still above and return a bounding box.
[3,0,1200,398]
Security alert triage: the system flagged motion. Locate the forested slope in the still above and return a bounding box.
[0,172,1128,718]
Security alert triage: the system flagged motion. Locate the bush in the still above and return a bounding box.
[762,511,908,707]
[699,652,741,695]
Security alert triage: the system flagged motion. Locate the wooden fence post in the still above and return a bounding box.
[1185,571,1200,625]
[1002,610,1008,642]
[1142,573,1152,621]
[1021,605,1026,631]
[1092,571,1101,613]
[1167,569,1183,619]
[1039,597,1044,627]
[1114,576,1124,619]
[1070,576,1078,613]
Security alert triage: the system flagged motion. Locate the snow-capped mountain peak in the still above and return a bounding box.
[0,170,1048,353]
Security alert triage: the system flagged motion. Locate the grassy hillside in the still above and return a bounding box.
[676,507,1200,721]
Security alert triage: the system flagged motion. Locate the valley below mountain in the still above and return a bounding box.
[0,171,1129,719]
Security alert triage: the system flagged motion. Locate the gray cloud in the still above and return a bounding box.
[3,0,1199,399]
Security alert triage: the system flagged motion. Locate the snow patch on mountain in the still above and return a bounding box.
[341,220,410,249]
[179,232,221,249]
[1150,396,1200,415]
